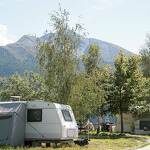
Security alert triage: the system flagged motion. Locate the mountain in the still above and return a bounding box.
[80,38,133,64]
[0,34,134,76]
[0,35,37,76]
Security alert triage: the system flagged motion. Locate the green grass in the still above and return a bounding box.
[0,135,149,150]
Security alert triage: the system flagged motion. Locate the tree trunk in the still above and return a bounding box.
[120,110,124,134]
[96,116,100,134]
[119,87,124,134]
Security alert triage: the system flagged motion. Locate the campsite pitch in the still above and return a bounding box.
[1,135,150,150]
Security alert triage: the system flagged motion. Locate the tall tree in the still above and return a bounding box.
[111,52,147,133]
[139,34,150,114]
[70,44,105,122]
[37,8,83,104]
[140,34,150,77]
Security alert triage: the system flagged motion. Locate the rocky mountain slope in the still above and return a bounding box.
[0,34,133,76]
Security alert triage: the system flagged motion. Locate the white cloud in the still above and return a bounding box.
[0,24,16,46]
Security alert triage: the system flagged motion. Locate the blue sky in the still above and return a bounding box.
[0,0,150,53]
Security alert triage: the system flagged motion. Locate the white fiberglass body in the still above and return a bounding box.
[25,100,78,142]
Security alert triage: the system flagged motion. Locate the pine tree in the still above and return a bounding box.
[111,52,147,133]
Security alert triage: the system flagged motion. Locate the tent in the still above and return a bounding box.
[0,101,26,146]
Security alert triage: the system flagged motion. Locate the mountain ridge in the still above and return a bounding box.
[0,34,134,76]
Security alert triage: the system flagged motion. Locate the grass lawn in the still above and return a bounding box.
[0,135,149,150]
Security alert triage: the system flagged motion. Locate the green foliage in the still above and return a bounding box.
[83,44,102,74]
[37,8,83,104]
[130,77,150,114]
[111,53,146,112]
[140,34,150,77]
[0,72,47,101]
[70,44,106,122]
[70,70,106,122]
[109,52,149,133]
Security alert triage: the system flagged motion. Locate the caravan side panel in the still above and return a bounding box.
[25,101,78,142]
[25,108,62,140]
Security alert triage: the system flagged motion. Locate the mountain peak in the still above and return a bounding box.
[17,35,37,44]
[0,34,134,76]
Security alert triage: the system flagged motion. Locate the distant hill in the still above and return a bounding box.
[0,34,134,76]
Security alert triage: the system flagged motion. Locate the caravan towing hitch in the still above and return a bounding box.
[74,138,89,146]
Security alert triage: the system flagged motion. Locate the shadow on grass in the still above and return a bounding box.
[80,132,149,141]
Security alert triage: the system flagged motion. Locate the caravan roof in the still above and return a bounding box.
[0,100,72,113]
[26,100,71,110]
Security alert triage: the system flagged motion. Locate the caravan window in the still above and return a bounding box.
[27,109,42,122]
[61,110,72,122]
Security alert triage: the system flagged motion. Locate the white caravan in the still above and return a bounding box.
[25,100,78,143]
[0,100,79,146]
